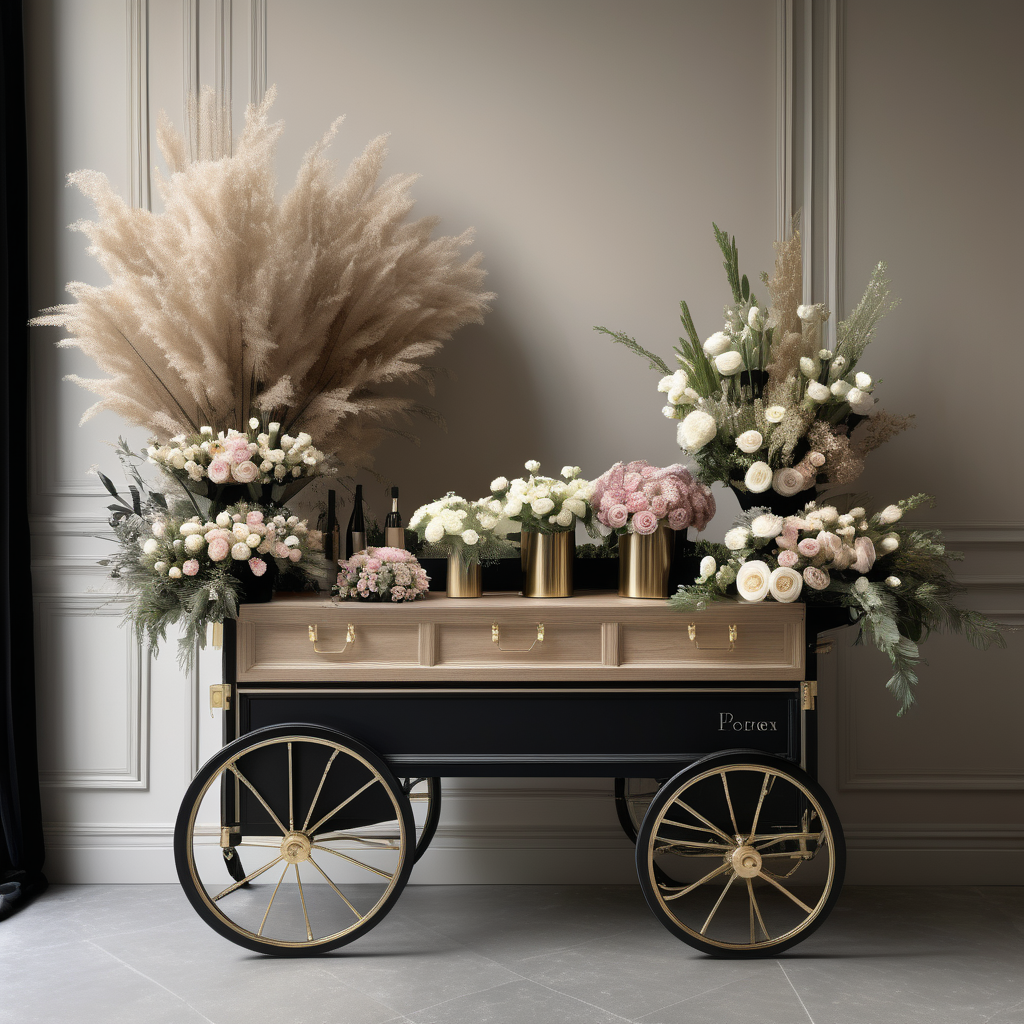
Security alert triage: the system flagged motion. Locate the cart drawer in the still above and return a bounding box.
[436,620,602,667]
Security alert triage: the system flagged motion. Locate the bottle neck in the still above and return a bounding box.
[391,498,399,513]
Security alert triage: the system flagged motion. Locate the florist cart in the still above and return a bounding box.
[174,592,845,958]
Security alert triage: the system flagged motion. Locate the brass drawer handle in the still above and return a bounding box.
[308,623,355,654]
[688,622,737,651]
[492,622,545,652]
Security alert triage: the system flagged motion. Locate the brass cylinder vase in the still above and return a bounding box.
[446,550,482,598]
[521,530,574,598]
[618,523,672,599]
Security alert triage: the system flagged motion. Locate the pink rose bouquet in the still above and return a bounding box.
[335,547,430,603]
[591,461,716,536]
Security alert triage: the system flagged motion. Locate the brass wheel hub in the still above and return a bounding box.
[281,831,312,864]
[730,845,762,878]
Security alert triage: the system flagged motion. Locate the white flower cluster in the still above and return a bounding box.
[409,492,515,556]
[147,422,327,488]
[491,461,595,533]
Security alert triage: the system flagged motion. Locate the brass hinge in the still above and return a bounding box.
[220,826,241,848]
[801,680,818,711]
[210,683,231,714]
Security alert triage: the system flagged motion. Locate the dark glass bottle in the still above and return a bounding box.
[345,484,366,557]
[384,486,404,548]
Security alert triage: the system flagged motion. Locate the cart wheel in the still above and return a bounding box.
[175,724,415,955]
[636,750,845,957]
[614,778,663,843]
[400,778,441,863]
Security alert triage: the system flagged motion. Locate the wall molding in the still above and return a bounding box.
[35,596,149,790]
[126,0,151,211]
[249,0,267,105]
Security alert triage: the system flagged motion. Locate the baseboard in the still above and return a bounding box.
[42,821,1024,885]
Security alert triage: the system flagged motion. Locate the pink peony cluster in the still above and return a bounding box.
[207,432,260,486]
[336,547,430,603]
[591,461,716,534]
[767,510,877,591]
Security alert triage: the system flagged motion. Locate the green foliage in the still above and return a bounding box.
[713,222,743,304]
[593,326,671,375]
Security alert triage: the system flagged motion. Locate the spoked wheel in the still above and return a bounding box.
[399,777,441,863]
[636,750,845,957]
[174,724,415,955]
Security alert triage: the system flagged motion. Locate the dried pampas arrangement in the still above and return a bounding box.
[32,87,494,474]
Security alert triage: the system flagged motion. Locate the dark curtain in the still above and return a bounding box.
[0,0,47,918]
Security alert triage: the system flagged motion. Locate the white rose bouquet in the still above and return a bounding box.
[672,493,1005,714]
[596,223,914,507]
[490,462,596,535]
[408,492,518,563]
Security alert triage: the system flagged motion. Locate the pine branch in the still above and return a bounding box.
[712,222,742,303]
[593,326,671,375]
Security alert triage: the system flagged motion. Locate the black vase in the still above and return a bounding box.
[730,484,818,519]
[233,555,279,604]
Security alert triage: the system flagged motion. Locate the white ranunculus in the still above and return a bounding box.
[715,351,743,376]
[855,371,872,389]
[179,522,200,537]
[854,576,870,593]
[885,576,901,588]
[769,566,803,603]
[662,404,678,419]
[698,555,717,581]
[477,514,497,530]
[142,538,159,555]
[168,566,182,579]
[845,387,876,414]
[424,519,445,544]
[799,356,818,378]
[531,497,555,516]
[216,512,232,528]
[724,527,750,551]
[153,561,167,574]
[747,306,761,328]
[230,542,251,560]
[657,374,676,394]
[504,497,523,518]
[248,417,260,430]
[806,381,830,403]
[878,534,900,554]
[751,513,784,538]
[736,430,763,454]
[564,498,587,518]
[151,522,165,538]
[878,504,903,525]
[524,460,541,474]
[849,507,866,520]
[554,508,574,528]
[184,534,204,554]
[819,349,832,361]
[490,476,508,493]
[461,529,479,545]
[773,467,809,497]
[703,331,732,357]
[744,462,773,493]
[796,304,814,321]
[765,405,786,423]
[561,465,579,479]
[736,560,770,602]
[677,410,717,452]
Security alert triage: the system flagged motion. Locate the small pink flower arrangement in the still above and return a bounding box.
[335,547,430,603]
[591,461,716,535]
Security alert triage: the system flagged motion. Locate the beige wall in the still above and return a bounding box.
[27,0,1022,883]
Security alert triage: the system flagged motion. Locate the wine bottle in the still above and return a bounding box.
[384,486,405,548]
[326,489,339,563]
[345,484,366,557]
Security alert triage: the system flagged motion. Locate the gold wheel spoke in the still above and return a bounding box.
[747,877,771,942]
[653,838,733,852]
[307,856,364,920]
[314,832,402,850]
[748,772,772,841]
[659,861,732,900]
[752,832,822,851]
[229,764,287,836]
[213,854,284,901]
[288,742,294,831]
[294,863,313,942]
[757,870,814,914]
[670,799,735,845]
[302,749,339,832]
[237,839,286,848]
[309,776,381,835]
[721,773,740,838]
[257,863,289,936]
[659,818,736,841]
[311,844,395,880]
[700,870,738,936]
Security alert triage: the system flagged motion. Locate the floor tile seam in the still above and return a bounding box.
[494,962,641,1023]
[633,971,794,1022]
[374,974,529,1019]
[0,919,201,957]
[777,960,816,1024]
[84,938,220,1024]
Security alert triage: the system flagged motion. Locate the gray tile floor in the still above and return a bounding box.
[1,885,1022,1024]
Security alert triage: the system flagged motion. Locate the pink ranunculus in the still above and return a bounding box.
[208,458,232,484]
[817,531,842,561]
[625,491,649,513]
[246,511,265,527]
[667,506,692,531]
[650,496,669,518]
[632,509,659,535]
[852,536,876,574]
[248,557,267,577]
[207,537,230,561]
[366,558,382,571]
[230,442,255,465]
[606,504,629,529]
[623,472,643,493]
[797,538,821,558]
[778,549,800,568]
[232,459,259,484]
[776,525,800,550]
[288,548,302,562]
[803,566,831,590]
[274,542,290,558]
[182,559,200,576]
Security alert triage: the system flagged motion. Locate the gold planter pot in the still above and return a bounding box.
[618,523,672,599]
[446,550,482,598]
[520,530,573,598]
